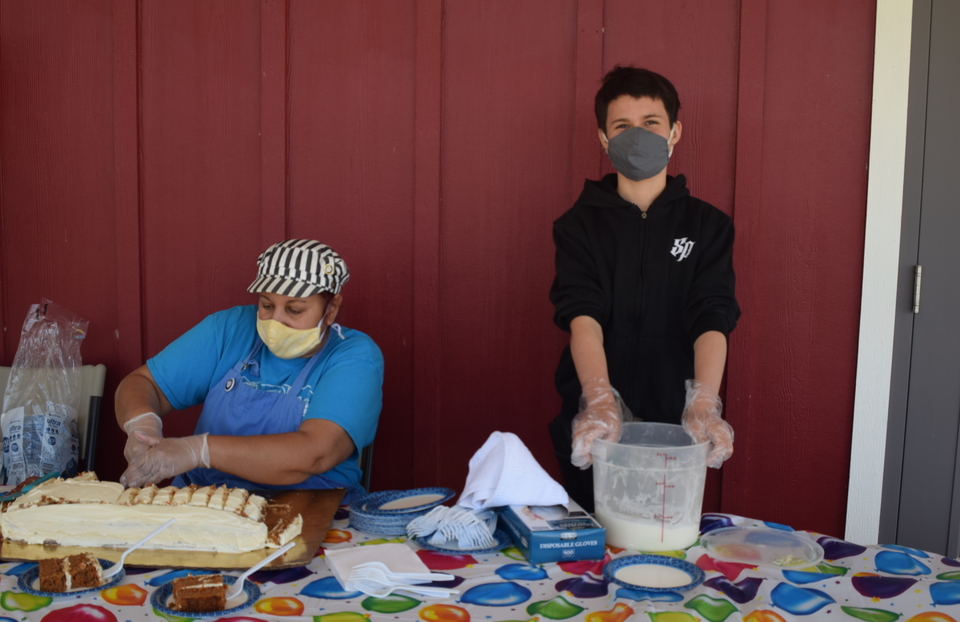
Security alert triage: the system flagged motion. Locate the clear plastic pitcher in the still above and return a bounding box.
[591,422,708,551]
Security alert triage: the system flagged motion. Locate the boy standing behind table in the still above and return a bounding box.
[548,66,741,511]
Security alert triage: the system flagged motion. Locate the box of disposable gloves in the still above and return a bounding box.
[498,500,605,564]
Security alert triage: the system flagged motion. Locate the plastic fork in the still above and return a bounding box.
[351,561,453,583]
[355,582,457,599]
[225,541,296,600]
[102,518,175,579]
[352,571,458,599]
[418,506,497,550]
[348,569,439,586]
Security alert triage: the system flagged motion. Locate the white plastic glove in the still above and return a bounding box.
[570,378,632,469]
[123,412,163,464]
[119,432,210,488]
[681,380,734,468]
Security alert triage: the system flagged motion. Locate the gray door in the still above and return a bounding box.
[881,0,960,556]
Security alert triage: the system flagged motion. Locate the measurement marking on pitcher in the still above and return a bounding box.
[655,453,677,542]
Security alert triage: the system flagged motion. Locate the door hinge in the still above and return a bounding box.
[913,265,922,314]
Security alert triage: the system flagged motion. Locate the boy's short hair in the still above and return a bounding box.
[595,65,681,130]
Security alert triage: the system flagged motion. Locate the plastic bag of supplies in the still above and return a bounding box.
[1,300,88,486]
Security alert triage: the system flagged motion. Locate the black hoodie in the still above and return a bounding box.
[550,173,740,427]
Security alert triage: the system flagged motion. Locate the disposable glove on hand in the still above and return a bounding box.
[571,378,633,469]
[122,412,163,464]
[681,380,734,468]
[119,432,210,488]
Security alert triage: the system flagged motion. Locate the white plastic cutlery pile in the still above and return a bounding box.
[347,561,457,598]
[406,505,498,550]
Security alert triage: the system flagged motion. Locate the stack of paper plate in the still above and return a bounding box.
[349,488,455,535]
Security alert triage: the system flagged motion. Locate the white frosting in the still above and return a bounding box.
[3,503,268,553]
[15,480,124,507]
[179,574,223,591]
[0,477,296,554]
[62,558,74,591]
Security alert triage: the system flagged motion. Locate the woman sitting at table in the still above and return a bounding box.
[115,239,383,503]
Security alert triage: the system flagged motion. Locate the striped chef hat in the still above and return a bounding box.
[247,239,350,297]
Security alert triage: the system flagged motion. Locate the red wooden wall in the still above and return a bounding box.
[0,0,876,538]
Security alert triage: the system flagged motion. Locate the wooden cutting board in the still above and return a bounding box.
[0,487,344,570]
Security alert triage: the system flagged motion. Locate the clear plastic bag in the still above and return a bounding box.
[1,300,88,485]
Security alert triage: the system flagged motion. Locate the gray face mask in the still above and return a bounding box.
[604,126,674,181]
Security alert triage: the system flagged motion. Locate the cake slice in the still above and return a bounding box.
[170,574,226,612]
[38,552,103,592]
[241,494,267,522]
[117,487,139,505]
[134,484,158,505]
[15,478,122,508]
[208,485,230,510]
[267,514,303,547]
[152,486,177,505]
[223,488,249,514]
[188,485,215,507]
[172,485,196,506]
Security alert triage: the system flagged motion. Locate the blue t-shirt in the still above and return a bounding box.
[147,305,384,488]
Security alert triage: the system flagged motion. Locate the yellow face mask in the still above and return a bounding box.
[256,318,327,359]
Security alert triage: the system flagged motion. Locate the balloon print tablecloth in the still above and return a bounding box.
[0,510,959,622]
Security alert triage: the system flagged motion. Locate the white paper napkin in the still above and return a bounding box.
[458,431,569,510]
[324,543,456,598]
[325,543,429,585]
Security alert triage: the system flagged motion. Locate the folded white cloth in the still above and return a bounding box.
[458,431,569,510]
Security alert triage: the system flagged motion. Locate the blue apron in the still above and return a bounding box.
[173,340,360,502]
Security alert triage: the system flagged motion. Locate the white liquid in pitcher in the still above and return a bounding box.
[596,510,699,551]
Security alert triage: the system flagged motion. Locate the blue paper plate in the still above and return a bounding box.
[349,491,451,536]
[603,554,705,592]
[355,488,455,516]
[150,574,261,618]
[18,558,124,597]
[414,528,512,555]
[349,506,426,524]
[348,511,413,536]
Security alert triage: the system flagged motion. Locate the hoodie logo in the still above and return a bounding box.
[671,238,694,262]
